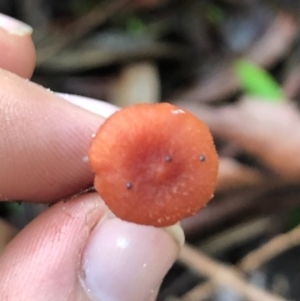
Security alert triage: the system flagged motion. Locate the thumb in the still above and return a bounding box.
[0,194,183,301]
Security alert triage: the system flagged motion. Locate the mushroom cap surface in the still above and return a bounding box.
[88,103,218,227]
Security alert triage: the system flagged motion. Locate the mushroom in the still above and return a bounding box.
[88,103,219,227]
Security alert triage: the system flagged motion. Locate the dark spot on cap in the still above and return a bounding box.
[199,155,206,162]
[126,182,133,189]
[165,155,172,162]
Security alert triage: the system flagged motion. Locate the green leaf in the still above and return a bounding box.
[234,59,284,103]
[286,207,300,231]
[206,4,225,24]
[126,17,146,36]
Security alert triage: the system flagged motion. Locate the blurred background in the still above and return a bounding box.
[1,0,300,300]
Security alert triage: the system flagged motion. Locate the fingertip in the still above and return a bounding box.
[0,13,35,78]
[80,217,181,301]
[0,31,36,78]
[13,35,36,78]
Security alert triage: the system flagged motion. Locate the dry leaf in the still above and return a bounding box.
[172,12,296,103]
[217,157,266,192]
[182,97,300,181]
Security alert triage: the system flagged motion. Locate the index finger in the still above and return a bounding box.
[0,68,117,202]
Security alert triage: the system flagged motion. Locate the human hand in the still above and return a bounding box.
[0,13,183,301]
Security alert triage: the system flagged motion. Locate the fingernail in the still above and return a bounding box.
[57,93,119,118]
[80,217,180,301]
[0,13,32,36]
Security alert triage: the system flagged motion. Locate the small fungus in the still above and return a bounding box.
[199,155,206,162]
[88,103,218,227]
[165,155,172,162]
[126,182,133,189]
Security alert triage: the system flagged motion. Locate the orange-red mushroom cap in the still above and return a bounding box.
[88,103,218,227]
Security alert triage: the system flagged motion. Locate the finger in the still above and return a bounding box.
[0,68,118,202]
[0,13,35,78]
[0,194,183,301]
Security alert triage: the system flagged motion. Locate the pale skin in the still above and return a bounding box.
[0,14,182,301]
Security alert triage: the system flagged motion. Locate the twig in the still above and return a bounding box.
[239,224,300,273]
[182,179,300,239]
[178,244,287,301]
[198,217,271,256]
[181,187,267,238]
[37,0,130,65]
[179,281,213,301]
[217,157,266,193]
